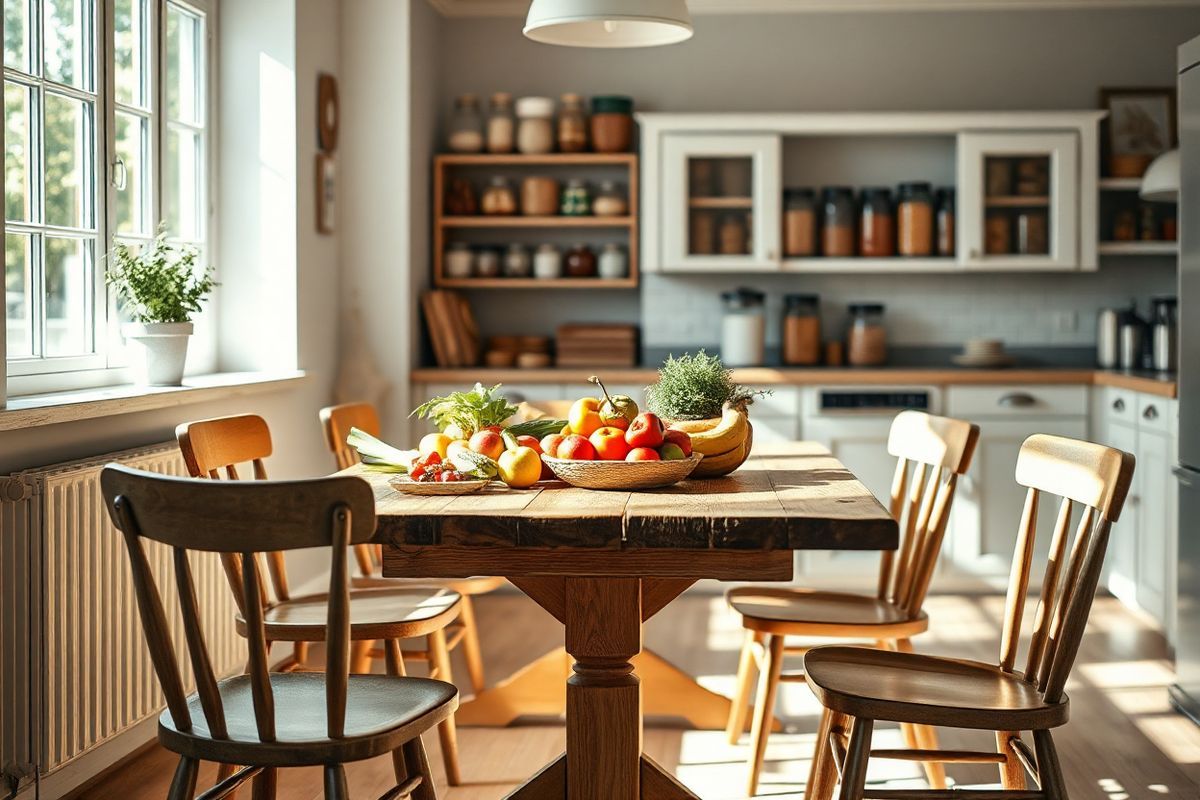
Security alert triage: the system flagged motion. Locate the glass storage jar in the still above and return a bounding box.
[557,93,588,153]
[448,94,485,153]
[783,188,817,257]
[719,214,749,255]
[782,293,821,366]
[592,181,628,217]
[590,95,633,153]
[533,244,562,279]
[481,176,517,215]
[936,187,955,257]
[859,187,894,258]
[897,182,933,256]
[598,243,628,279]
[565,244,597,277]
[721,288,766,367]
[474,247,501,278]
[486,92,515,154]
[847,303,887,366]
[520,176,559,216]
[515,96,555,154]
[504,244,531,278]
[821,187,856,257]
[561,179,591,216]
[1017,210,1048,255]
[444,242,473,279]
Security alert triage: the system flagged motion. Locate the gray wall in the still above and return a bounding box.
[433,5,1198,348]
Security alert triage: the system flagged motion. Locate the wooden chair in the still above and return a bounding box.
[100,464,457,800]
[320,401,505,696]
[802,433,1135,800]
[726,410,981,796]
[176,414,464,787]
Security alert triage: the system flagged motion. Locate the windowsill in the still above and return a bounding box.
[0,370,309,432]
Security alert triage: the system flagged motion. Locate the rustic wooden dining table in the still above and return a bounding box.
[358,442,897,800]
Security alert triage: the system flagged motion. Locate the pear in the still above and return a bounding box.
[589,375,639,426]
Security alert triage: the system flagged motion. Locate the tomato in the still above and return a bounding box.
[438,470,462,482]
[410,466,426,481]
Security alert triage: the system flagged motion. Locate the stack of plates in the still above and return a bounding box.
[951,339,1016,368]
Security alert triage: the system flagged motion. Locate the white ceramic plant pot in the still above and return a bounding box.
[122,322,194,386]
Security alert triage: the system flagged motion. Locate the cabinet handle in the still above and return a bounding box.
[1143,405,1159,421]
[998,392,1037,408]
[1175,466,1196,487]
[1112,398,1126,412]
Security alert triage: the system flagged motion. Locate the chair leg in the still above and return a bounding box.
[429,628,462,786]
[351,639,375,674]
[458,594,486,695]
[1033,730,1067,800]
[323,765,350,800]
[727,629,763,744]
[404,734,439,800]
[250,767,277,800]
[167,757,199,800]
[215,763,238,800]
[838,717,874,800]
[913,725,947,789]
[746,633,785,797]
[996,730,1028,790]
[805,707,848,800]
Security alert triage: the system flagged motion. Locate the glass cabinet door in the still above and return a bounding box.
[661,134,781,271]
[957,132,1079,270]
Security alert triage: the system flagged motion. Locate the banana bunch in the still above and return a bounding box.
[669,404,752,478]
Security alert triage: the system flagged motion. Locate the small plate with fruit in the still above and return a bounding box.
[388,452,492,496]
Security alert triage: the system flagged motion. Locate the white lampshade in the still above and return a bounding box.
[1140,148,1180,203]
[524,0,693,48]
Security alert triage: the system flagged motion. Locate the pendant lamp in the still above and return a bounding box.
[523,0,693,48]
[1140,148,1180,203]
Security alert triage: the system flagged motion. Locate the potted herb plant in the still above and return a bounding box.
[105,231,216,386]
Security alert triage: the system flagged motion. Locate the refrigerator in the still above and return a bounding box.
[1170,35,1200,724]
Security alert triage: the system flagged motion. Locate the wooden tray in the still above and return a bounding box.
[389,476,491,496]
[540,453,703,490]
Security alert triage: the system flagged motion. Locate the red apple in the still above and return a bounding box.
[626,447,661,462]
[625,412,665,449]
[589,426,632,461]
[469,429,504,460]
[663,428,693,457]
[558,434,597,461]
[540,433,566,458]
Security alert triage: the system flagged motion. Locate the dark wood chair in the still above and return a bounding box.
[101,464,457,800]
[802,433,1135,800]
[726,410,980,795]
[320,402,505,696]
[176,414,463,786]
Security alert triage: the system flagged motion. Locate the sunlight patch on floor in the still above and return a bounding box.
[1132,714,1200,765]
[1078,659,1178,689]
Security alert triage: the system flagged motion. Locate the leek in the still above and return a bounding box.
[345,427,419,472]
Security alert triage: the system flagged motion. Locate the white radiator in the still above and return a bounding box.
[1,442,243,792]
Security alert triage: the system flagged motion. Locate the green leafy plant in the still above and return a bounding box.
[411,383,519,438]
[105,229,217,324]
[645,350,767,420]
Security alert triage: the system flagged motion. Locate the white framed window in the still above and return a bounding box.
[4,0,215,393]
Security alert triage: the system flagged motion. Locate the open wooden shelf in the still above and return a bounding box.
[435,153,637,167]
[436,277,638,290]
[439,216,635,228]
[1098,240,1177,256]
[985,195,1050,207]
[688,197,754,209]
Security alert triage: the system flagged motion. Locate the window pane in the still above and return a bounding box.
[4,0,32,72]
[4,80,32,222]
[43,0,93,90]
[43,91,93,229]
[165,125,200,240]
[114,0,148,107]
[5,231,33,357]
[115,111,149,235]
[43,235,91,356]
[166,4,201,125]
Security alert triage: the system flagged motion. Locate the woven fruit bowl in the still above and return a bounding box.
[540,453,704,490]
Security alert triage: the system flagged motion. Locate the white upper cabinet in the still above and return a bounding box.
[661,133,782,272]
[956,132,1081,271]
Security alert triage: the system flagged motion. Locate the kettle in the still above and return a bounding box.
[1151,296,1178,372]
[1118,303,1148,371]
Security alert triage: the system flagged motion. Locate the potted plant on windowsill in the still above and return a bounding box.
[105,231,217,387]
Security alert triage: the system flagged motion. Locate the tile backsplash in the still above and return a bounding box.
[641,261,1176,350]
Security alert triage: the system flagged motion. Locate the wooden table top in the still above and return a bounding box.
[360,442,897,552]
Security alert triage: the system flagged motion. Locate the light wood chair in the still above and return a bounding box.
[100,464,457,800]
[320,401,505,696]
[802,433,1135,800]
[176,413,464,787]
[726,410,981,796]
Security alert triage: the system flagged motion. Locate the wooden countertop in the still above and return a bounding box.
[411,367,1178,398]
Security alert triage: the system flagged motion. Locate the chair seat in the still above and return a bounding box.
[352,574,507,596]
[159,672,457,767]
[236,587,461,642]
[804,645,1069,731]
[727,586,928,638]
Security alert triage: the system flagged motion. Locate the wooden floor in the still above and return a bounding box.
[77,590,1200,800]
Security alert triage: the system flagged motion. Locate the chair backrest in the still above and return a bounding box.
[100,465,376,743]
[321,402,382,471]
[175,415,291,604]
[877,410,981,616]
[996,434,1134,704]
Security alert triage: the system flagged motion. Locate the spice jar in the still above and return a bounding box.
[486,92,515,154]
[1016,159,1049,196]
[598,243,628,279]
[592,181,628,217]
[690,212,716,255]
[504,243,531,277]
[1113,209,1137,241]
[448,94,484,153]
[784,188,817,257]
[782,293,821,366]
[985,214,1011,255]
[847,303,887,366]
[719,214,749,255]
[565,244,597,277]
[897,182,933,257]
[481,176,517,215]
[474,247,501,278]
[721,288,766,367]
[859,188,894,258]
[557,93,588,153]
[445,242,473,279]
[1017,211,1048,255]
[821,187,856,257]
[590,95,633,153]
[534,244,561,279]
[521,176,559,216]
[515,96,555,155]
[561,179,590,216]
[1140,203,1158,241]
[986,160,1012,197]
[444,178,477,216]
[935,187,955,257]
